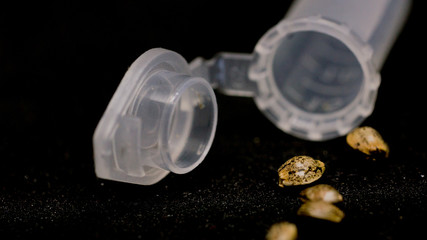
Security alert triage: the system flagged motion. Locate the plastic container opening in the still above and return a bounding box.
[273,30,364,114]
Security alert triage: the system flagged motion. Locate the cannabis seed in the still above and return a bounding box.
[346,126,389,159]
[300,184,343,203]
[278,156,325,187]
[297,201,345,223]
[266,221,297,240]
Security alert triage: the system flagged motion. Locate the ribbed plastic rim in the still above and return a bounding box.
[249,16,380,141]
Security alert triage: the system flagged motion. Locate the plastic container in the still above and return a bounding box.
[191,0,411,141]
[93,0,411,185]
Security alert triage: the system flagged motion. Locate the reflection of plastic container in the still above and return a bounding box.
[93,0,411,185]
[192,0,411,141]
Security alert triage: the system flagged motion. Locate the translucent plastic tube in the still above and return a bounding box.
[191,0,411,141]
[93,0,411,185]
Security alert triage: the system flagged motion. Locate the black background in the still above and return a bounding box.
[1,1,426,239]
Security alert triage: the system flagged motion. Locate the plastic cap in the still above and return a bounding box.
[93,48,218,185]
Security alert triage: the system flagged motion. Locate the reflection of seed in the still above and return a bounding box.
[196,92,205,110]
[297,201,345,223]
[266,221,297,240]
[278,156,325,187]
[300,184,343,203]
[346,126,389,159]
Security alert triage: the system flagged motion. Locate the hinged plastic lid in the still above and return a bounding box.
[93,48,218,185]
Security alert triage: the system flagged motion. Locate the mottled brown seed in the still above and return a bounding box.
[346,126,389,159]
[300,184,343,203]
[278,156,325,187]
[266,221,297,240]
[297,201,345,223]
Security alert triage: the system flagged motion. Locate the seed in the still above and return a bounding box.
[278,156,325,187]
[299,184,343,203]
[297,201,345,223]
[266,221,297,240]
[346,126,389,159]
